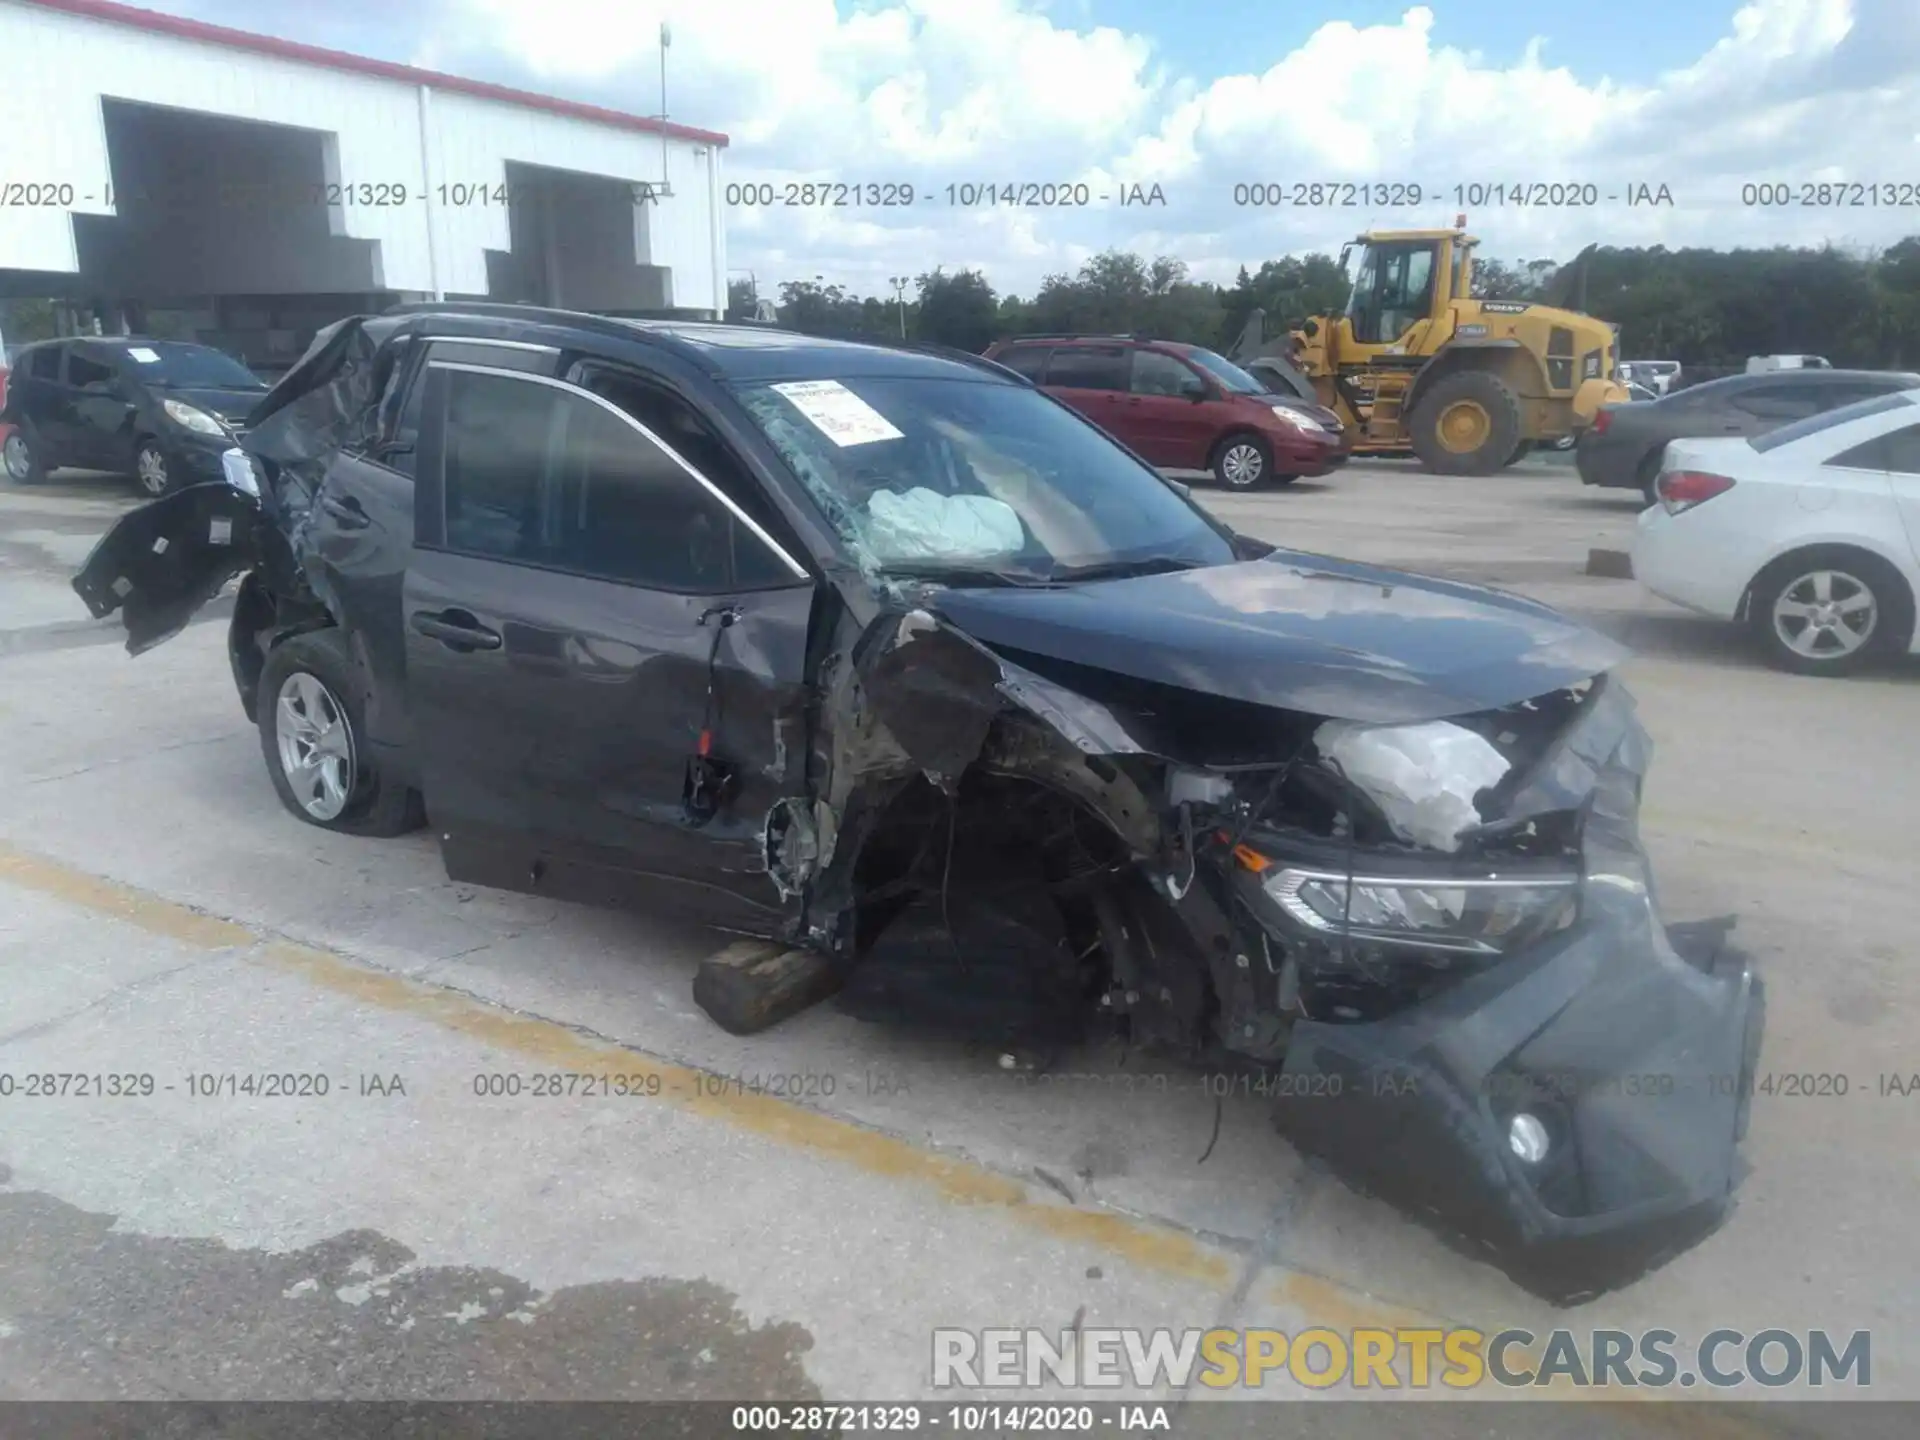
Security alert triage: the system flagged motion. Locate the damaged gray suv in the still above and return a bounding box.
[74,303,1763,1304]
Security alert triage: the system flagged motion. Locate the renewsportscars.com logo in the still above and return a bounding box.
[932,1327,1872,1391]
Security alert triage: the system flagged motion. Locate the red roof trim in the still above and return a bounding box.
[20,0,731,147]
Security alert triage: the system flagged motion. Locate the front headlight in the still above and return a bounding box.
[1265,867,1579,956]
[162,398,227,435]
[1270,405,1326,433]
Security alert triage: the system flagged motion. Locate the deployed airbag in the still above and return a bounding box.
[865,489,1025,562]
[1314,718,1511,851]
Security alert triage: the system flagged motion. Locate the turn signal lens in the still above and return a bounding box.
[1659,470,1736,514]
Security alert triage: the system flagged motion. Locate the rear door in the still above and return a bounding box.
[402,359,817,930]
[307,333,563,768]
[1830,417,1920,579]
[1041,345,1132,440]
[1123,349,1216,466]
[19,344,76,461]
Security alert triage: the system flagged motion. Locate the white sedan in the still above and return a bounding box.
[1631,386,1920,676]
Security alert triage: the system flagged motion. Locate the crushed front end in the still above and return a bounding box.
[1221,677,1763,1304]
[807,599,1761,1306]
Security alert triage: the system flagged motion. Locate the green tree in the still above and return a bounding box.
[915,268,999,351]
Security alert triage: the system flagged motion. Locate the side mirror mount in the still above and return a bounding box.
[1180,376,1209,402]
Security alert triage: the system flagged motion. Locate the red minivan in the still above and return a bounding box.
[984,334,1349,490]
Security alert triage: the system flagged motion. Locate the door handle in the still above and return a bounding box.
[320,494,370,528]
[410,608,501,652]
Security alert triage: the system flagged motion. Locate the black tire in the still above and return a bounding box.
[1211,431,1272,491]
[1746,546,1914,678]
[1504,438,1535,466]
[256,629,425,835]
[1408,370,1523,475]
[133,437,175,498]
[3,425,45,484]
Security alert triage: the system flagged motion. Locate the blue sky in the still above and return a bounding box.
[135,1,1919,295]
[1073,0,1735,85]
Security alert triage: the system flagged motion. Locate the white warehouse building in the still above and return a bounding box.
[0,0,730,367]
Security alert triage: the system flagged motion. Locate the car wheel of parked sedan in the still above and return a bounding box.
[1212,433,1271,490]
[3,427,44,484]
[1748,547,1913,677]
[257,630,426,835]
[134,439,174,497]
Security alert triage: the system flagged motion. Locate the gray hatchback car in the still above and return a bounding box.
[1577,367,1920,503]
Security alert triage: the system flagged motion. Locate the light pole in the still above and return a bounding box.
[890,276,909,338]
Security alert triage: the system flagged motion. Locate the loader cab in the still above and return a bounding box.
[1338,231,1460,351]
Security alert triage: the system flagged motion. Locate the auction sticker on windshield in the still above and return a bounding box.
[126,347,161,363]
[772,379,904,446]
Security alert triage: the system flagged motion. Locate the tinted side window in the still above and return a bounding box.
[1751,393,1914,452]
[393,341,550,475]
[27,346,62,380]
[996,346,1051,380]
[1730,383,1821,422]
[1828,422,1920,473]
[1045,346,1129,391]
[67,350,116,387]
[439,370,782,593]
[1131,350,1199,396]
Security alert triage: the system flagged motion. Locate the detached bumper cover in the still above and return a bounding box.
[1266,683,1763,1302]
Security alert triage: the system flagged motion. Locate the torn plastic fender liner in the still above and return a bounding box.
[1267,686,1764,1304]
[71,482,263,656]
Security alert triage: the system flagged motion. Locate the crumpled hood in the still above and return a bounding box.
[930,549,1628,724]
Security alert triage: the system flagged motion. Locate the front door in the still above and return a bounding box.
[402,360,818,931]
[63,345,136,469]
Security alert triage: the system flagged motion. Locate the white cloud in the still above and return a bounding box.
[436,0,1920,295]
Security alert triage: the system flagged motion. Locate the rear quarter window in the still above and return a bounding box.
[1748,392,1916,453]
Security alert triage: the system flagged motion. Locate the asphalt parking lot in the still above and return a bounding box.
[2,458,1917,1425]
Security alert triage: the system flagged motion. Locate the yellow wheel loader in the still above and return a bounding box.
[1231,222,1629,475]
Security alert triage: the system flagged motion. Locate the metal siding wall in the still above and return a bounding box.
[0,2,722,305]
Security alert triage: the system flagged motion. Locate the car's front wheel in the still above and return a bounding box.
[134,439,174,497]
[257,630,425,834]
[1749,547,1913,677]
[1212,433,1271,491]
[3,426,44,484]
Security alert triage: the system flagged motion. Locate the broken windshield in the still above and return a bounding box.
[735,375,1233,580]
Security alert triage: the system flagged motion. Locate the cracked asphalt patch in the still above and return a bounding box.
[0,1176,819,1402]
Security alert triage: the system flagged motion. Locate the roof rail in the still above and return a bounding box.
[1005,331,1154,342]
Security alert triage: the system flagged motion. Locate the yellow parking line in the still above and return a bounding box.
[0,840,1231,1291]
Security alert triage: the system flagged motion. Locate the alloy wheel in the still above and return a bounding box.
[3,433,31,481]
[136,445,170,495]
[1771,569,1877,661]
[273,671,355,821]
